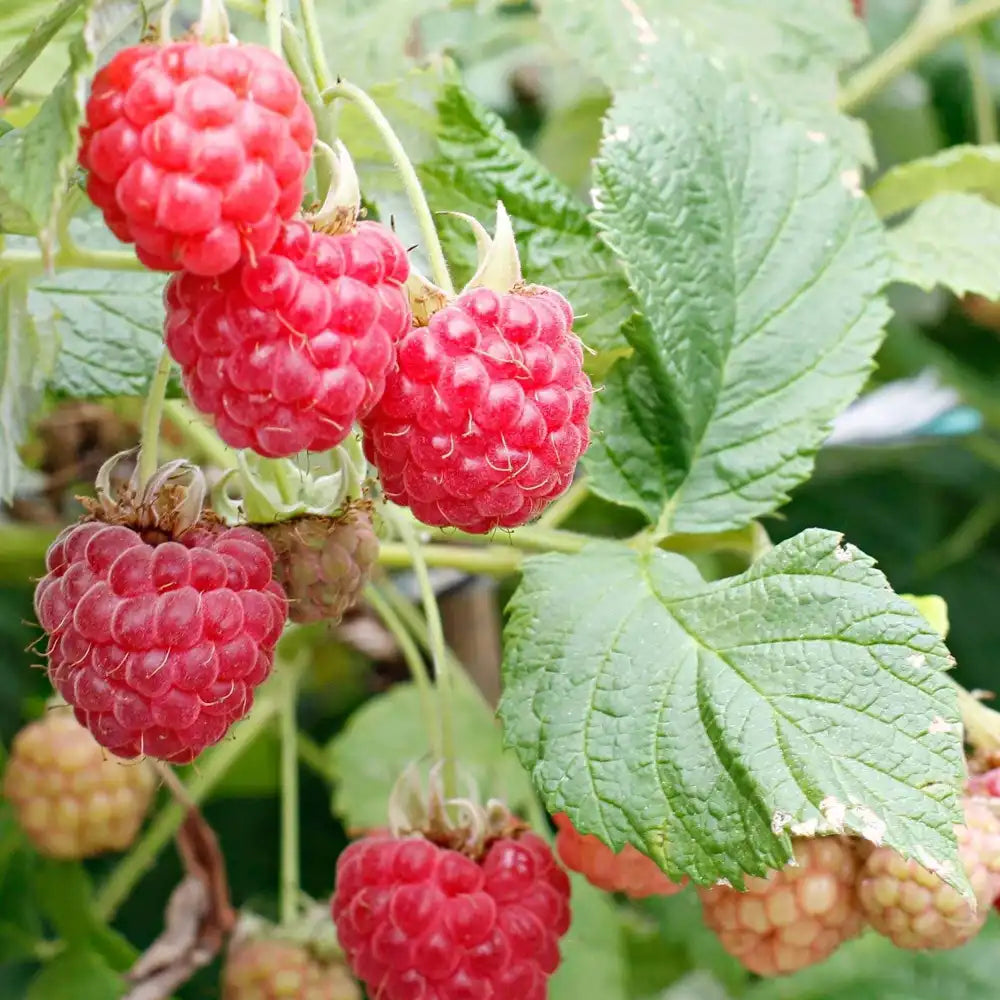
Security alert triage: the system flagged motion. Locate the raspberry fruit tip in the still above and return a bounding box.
[3,704,156,860]
[331,765,572,1000]
[553,813,687,899]
[858,797,1000,949]
[699,836,865,976]
[362,202,593,533]
[164,145,411,458]
[79,37,315,275]
[34,452,288,764]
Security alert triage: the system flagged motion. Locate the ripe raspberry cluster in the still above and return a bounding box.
[3,707,156,859]
[35,519,286,763]
[332,830,571,1000]
[80,41,314,275]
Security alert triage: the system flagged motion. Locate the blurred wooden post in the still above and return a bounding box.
[439,579,502,708]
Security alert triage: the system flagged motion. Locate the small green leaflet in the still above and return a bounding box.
[498,530,965,890]
[869,144,1000,218]
[0,0,87,97]
[25,947,122,1000]
[586,40,890,534]
[327,673,534,832]
[888,192,1000,299]
[0,271,56,502]
[537,0,872,163]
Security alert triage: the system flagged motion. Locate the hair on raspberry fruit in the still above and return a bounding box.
[34,451,288,764]
[331,764,572,1000]
[362,201,593,533]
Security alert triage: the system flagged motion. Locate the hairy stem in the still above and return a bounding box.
[364,582,441,759]
[536,477,590,528]
[383,506,456,795]
[265,0,283,54]
[136,348,175,491]
[94,697,278,922]
[163,399,235,471]
[322,80,454,295]
[840,0,1000,112]
[0,245,146,274]
[964,30,998,144]
[377,541,522,576]
[298,0,333,91]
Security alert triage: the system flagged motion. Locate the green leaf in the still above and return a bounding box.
[26,947,123,1000]
[0,0,87,97]
[887,192,1000,298]
[550,876,627,1000]
[419,83,632,359]
[0,270,56,501]
[869,144,1000,218]
[30,266,174,399]
[328,670,534,831]
[747,918,1000,1000]
[537,0,872,163]
[498,530,966,890]
[585,42,890,533]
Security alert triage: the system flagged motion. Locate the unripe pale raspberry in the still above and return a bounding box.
[164,219,411,457]
[260,505,378,625]
[3,706,155,859]
[362,285,592,533]
[553,813,687,899]
[79,40,314,275]
[698,837,865,976]
[858,798,1000,950]
[35,520,287,764]
[332,829,571,1000]
[223,938,360,1000]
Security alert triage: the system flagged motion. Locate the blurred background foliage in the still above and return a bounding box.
[3,0,1000,997]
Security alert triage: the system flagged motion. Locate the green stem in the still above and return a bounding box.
[279,662,301,928]
[963,30,998,144]
[425,522,590,555]
[384,505,456,795]
[280,18,334,194]
[0,246,145,274]
[915,496,1000,577]
[136,348,175,491]
[163,399,235,470]
[94,696,278,922]
[840,0,1000,112]
[296,731,331,781]
[322,80,454,295]
[536,477,590,528]
[265,0,283,54]
[364,583,441,759]
[377,541,523,576]
[298,0,333,91]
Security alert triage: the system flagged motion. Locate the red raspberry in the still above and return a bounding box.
[552,813,687,899]
[362,286,592,533]
[332,830,571,1000]
[79,41,314,275]
[698,837,865,976]
[164,219,411,456]
[3,706,156,859]
[852,0,864,15]
[35,521,287,764]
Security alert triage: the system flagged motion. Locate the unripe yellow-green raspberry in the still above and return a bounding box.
[698,837,865,976]
[3,707,155,859]
[223,938,360,1000]
[858,797,1000,950]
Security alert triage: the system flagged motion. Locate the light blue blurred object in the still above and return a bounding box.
[825,370,983,447]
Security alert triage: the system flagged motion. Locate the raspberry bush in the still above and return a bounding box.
[3,1,1000,998]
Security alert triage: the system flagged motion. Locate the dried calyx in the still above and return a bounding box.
[84,450,211,543]
[306,140,363,235]
[387,763,526,859]
[405,200,523,326]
